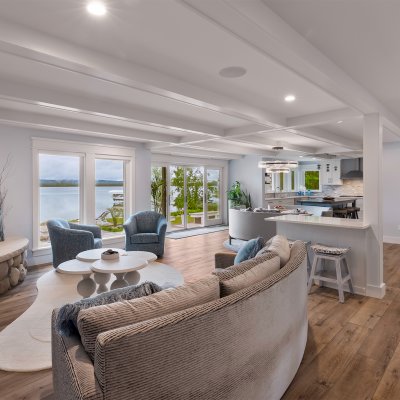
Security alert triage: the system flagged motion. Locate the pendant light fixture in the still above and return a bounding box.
[258,160,298,173]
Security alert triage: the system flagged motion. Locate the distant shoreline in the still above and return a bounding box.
[40,183,123,188]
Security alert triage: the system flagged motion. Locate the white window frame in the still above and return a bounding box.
[32,138,135,252]
[151,157,227,227]
[298,165,321,192]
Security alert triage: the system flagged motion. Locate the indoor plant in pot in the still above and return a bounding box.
[227,181,252,209]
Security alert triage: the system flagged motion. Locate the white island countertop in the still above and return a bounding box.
[265,215,370,229]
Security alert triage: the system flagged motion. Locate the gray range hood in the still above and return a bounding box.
[341,158,363,180]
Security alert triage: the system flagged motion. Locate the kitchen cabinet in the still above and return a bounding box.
[320,160,342,185]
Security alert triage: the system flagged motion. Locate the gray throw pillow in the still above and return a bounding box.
[56,281,162,336]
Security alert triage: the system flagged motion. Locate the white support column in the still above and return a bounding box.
[363,113,385,298]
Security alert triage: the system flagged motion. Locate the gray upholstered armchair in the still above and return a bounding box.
[47,219,102,268]
[123,211,167,257]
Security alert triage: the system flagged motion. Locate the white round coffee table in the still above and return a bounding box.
[76,248,127,262]
[56,259,96,298]
[92,256,148,290]
[125,251,158,262]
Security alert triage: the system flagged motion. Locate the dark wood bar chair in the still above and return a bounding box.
[333,208,348,218]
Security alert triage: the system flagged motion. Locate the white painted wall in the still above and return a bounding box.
[228,155,263,208]
[0,126,151,264]
[383,142,400,243]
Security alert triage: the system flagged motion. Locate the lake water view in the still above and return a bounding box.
[40,186,123,222]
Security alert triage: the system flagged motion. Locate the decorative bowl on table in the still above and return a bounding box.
[101,249,120,260]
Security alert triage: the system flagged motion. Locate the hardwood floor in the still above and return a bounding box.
[0,233,399,399]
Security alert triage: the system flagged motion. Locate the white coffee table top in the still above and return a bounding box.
[91,256,148,274]
[57,259,92,275]
[77,248,127,262]
[125,251,157,262]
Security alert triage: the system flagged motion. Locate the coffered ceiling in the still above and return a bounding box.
[0,0,398,160]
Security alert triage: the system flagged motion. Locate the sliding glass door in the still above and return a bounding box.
[185,166,204,229]
[169,165,185,230]
[205,168,222,226]
[151,164,223,232]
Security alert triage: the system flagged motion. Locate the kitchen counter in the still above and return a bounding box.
[265,215,369,229]
[264,214,383,299]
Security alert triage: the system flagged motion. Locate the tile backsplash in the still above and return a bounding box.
[322,179,364,197]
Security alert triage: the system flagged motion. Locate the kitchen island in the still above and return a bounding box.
[265,215,384,299]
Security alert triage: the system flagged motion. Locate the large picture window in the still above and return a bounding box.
[39,154,82,246]
[33,139,134,249]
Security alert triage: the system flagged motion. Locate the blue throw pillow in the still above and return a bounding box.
[234,237,265,264]
[56,281,162,336]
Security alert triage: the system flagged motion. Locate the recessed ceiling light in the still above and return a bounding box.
[337,120,343,124]
[86,1,107,16]
[299,155,303,158]
[284,94,296,102]
[312,157,316,160]
[219,66,247,78]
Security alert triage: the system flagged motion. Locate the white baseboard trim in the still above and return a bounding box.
[316,281,386,299]
[366,283,386,299]
[315,281,365,296]
[383,235,400,244]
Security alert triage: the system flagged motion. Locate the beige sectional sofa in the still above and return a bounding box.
[52,241,307,400]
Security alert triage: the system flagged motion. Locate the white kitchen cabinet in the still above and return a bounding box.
[320,160,342,185]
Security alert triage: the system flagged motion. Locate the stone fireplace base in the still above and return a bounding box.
[0,237,29,294]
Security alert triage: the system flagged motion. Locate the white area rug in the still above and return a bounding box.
[0,263,183,372]
[166,225,228,239]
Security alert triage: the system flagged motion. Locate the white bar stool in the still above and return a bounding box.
[308,244,354,303]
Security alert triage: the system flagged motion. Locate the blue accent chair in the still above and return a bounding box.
[47,219,102,268]
[123,211,167,257]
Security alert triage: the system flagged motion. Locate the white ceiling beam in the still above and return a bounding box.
[297,127,361,150]
[0,80,223,137]
[0,19,285,128]
[152,147,242,160]
[224,124,271,137]
[147,138,278,156]
[183,141,278,156]
[235,135,315,153]
[182,0,400,132]
[223,122,360,150]
[0,108,180,143]
[315,145,360,155]
[286,108,361,129]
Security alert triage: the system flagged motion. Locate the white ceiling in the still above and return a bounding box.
[0,0,398,160]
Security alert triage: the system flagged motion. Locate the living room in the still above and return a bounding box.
[1,1,400,399]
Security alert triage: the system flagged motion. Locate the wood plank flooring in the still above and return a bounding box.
[0,233,399,399]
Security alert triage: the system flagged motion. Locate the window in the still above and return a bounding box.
[95,159,125,236]
[38,154,82,247]
[304,170,320,190]
[33,139,134,249]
